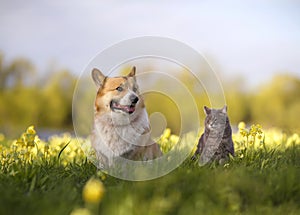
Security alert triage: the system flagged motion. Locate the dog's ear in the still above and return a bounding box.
[127,66,136,77]
[92,68,106,88]
[221,105,227,113]
[204,106,211,115]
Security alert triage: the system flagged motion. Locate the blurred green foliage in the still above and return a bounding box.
[146,69,300,134]
[224,73,300,133]
[249,75,300,132]
[0,54,76,137]
[1,53,300,137]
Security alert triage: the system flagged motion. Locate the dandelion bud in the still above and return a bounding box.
[238,122,246,130]
[82,177,105,204]
[27,126,36,135]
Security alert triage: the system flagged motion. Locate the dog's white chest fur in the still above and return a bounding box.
[91,108,151,161]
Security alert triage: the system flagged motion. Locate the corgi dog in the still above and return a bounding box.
[91,66,162,168]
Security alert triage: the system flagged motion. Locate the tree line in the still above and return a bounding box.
[1,54,299,138]
[0,54,76,137]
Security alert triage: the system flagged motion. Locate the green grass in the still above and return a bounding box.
[0,127,300,215]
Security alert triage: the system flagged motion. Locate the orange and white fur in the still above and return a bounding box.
[91,67,162,168]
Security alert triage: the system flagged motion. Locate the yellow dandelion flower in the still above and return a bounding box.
[83,178,105,204]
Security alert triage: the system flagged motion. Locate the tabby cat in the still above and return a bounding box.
[193,105,234,165]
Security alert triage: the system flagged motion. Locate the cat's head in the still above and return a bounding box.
[203,105,229,132]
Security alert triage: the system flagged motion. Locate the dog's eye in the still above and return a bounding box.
[116,86,123,92]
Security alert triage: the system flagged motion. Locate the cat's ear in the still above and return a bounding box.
[92,68,106,88]
[204,106,211,115]
[222,105,227,113]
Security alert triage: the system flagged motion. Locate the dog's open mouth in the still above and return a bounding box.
[110,100,136,114]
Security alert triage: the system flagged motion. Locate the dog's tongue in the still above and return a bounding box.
[113,103,135,114]
[125,106,135,113]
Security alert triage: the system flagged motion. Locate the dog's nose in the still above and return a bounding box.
[130,94,139,104]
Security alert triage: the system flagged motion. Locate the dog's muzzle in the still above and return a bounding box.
[110,95,139,114]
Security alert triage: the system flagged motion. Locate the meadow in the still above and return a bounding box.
[0,124,299,215]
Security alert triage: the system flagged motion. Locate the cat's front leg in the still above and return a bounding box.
[191,134,205,160]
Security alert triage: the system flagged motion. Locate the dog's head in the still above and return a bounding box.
[92,67,144,116]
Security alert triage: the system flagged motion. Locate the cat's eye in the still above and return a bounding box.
[116,86,123,92]
[133,87,138,92]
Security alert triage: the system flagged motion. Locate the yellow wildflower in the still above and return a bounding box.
[238,122,246,130]
[170,134,179,144]
[26,126,36,135]
[239,129,248,137]
[83,178,105,204]
[162,128,171,139]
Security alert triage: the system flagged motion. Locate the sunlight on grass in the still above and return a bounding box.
[0,124,300,214]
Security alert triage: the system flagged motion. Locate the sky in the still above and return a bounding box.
[0,0,300,88]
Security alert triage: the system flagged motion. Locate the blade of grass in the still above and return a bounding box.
[58,141,71,160]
